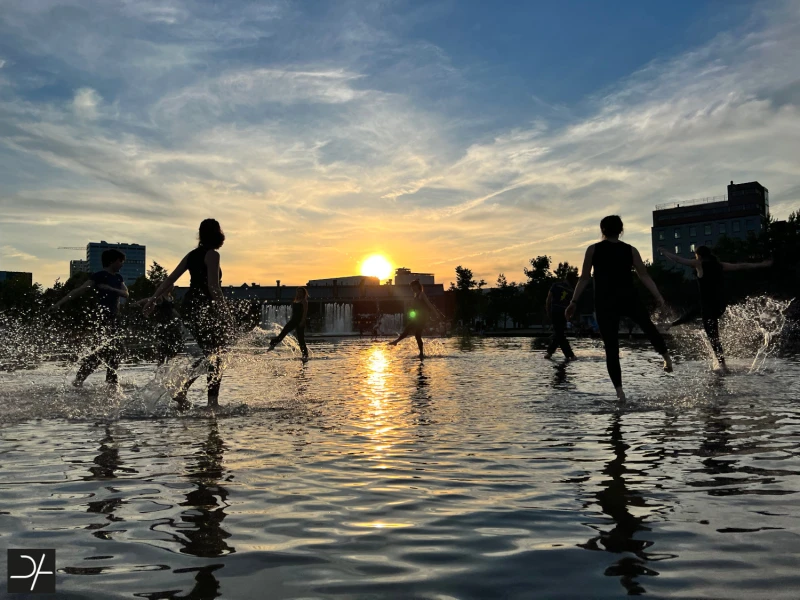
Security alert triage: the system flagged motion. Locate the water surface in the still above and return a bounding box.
[2,336,800,599]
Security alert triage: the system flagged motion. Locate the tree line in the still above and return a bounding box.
[447,212,800,330]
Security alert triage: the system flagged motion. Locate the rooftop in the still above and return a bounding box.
[655,195,727,211]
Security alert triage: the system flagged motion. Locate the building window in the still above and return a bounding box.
[747,219,755,231]
[704,224,712,235]
[658,230,665,241]
[674,229,681,239]
[690,243,696,253]
[689,227,696,237]
[719,223,726,235]
[674,245,681,254]
[733,221,740,233]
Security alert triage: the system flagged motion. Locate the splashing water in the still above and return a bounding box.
[672,295,793,372]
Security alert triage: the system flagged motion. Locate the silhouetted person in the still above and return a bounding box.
[545,271,578,360]
[659,245,772,372]
[388,279,444,359]
[268,288,309,359]
[50,249,128,386]
[137,283,183,364]
[567,215,673,402]
[146,219,231,409]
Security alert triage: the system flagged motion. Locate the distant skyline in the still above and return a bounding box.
[1,0,799,287]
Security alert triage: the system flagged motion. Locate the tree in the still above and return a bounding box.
[147,261,168,286]
[553,261,578,281]
[449,266,485,326]
[523,255,556,326]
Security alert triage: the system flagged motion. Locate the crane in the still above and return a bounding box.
[57,246,85,251]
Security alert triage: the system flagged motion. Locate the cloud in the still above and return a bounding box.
[1,245,37,261]
[0,1,799,287]
[71,88,102,120]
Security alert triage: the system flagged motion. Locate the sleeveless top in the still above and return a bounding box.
[697,259,726,316]
[591,240,635,306]
[290,301,304,322]
[186,246,222,302]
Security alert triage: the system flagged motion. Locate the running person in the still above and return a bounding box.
[659,245,772,371]
[566,215,673,401]
[137,283,183,365]
[268,288,309,359]
[388,279,443,358]
[545,271,578,360]
[145,219,231,409]
[50,249,128,386]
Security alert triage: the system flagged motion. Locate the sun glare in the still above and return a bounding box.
[360,255,393,281]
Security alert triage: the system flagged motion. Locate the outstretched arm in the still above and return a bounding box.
[422,292,444,320]
[566,246,594,319]
[50,279,94,310]
[658,247,699,267]
[149,256,189,302]
[633,248,665,306]
[721,258,773,272]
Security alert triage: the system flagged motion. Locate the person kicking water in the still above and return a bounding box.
[659,245,772,372]
[544,271,578,360]
[50,249,128,387]
[566,215,673,402]
[388,279,444,359]
[268,287,309,359]
[145,219,231,409]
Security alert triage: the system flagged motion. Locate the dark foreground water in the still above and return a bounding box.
[2,336,800,599]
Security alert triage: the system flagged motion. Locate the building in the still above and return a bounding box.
[69,259,89,278]
[0,271,33,286]
[87,241,146,285]
[652,181,769,273]
[394,267,435,287]
[307,276,380,287]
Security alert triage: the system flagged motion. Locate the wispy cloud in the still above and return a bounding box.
[0,1,798,286]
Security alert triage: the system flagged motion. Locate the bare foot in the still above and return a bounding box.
[662,354,673,373]
[615,387,627,403]
[543,352,553,360]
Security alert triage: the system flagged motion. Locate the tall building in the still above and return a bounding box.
[69,259,89,278]
[394,267,435,287]
[652,181,769,272]
[0,271,33,286]
[86,242,146,285]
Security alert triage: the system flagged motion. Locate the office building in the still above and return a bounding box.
[69,259,89,278]
[0,271,33,286]
[394,267,435,287]
[652,181,769,272]
[87,242,146,285]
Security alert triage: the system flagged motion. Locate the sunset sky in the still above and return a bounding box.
[1,0,799,287]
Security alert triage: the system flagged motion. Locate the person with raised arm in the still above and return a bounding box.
[144,219,231,409]
[50,249,129,386]
[268,287,309,359]
[566,215,673,402]
[659,245,772,372]
[388,279,444,359]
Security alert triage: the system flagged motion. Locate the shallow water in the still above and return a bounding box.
[2,336,800,599]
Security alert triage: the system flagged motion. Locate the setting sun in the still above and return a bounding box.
[360,255,393,281]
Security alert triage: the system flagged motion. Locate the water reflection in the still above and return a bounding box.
[84,426,128,538]
[147,421,232,599]
[579,415,659,595]
[177,421,233,558]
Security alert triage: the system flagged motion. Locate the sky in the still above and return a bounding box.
[1,0,799,288]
